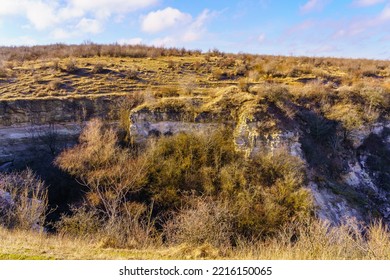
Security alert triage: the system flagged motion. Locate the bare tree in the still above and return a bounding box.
[55,119,148,225]
[0,169,48,230]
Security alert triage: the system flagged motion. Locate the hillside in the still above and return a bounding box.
[0,44,390,259]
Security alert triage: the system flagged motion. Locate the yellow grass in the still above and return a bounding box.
[1,220,389,260]
[2,53,388,101]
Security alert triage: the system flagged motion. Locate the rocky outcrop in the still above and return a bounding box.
[129,100,390,227]
[0,96,124,170]
[0,96,122,127]
[0,124,81,171]
[130,107,220,143]
[1,88,389,228]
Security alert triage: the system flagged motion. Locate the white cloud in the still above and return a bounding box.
[118,38,143,45]
[76,18,103,34]
[0,1,61,29]
[70,0,158,19]
[353,0,386,7]
[300,0,328,13]
[0,0,25,16]
[148,9,215,46]
[182,9,212,42]
[26,1,59,30]
[333,3,390,39]
[57,6,85,21]
[379,4,390,20]
[52,18,103,39]
[141,7,192,33]
[0,0,158,39]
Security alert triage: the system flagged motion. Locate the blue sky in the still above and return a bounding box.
[0,0,389,59]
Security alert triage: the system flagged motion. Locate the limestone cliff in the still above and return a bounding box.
[0,96,123,170]
[129,88,390,226]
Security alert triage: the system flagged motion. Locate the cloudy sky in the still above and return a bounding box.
[0,0,389,59]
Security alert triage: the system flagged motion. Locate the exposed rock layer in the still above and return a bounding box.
[129,101,390,226]
[0,96,123,170]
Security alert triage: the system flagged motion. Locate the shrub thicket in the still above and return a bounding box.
[55,119,313,248]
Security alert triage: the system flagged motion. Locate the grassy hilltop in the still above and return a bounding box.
[1,44,389,132]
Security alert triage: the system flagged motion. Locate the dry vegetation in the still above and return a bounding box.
[1,44,388,132]
[1,119,390,260]
[1,220,389,260]
[1,44,390,259]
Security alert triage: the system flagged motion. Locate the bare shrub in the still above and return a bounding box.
[238,78,250,92]
[55,119,159,248]
[232,148,313,237]
[0,169,48,230]
[217,56,236,68]
[64,59,78,73]
[253,84,290,103]
[0,62,8,78]
[155,86,180,98]
[57,119,145,196]
[56,205,103,238]
[99,202,159,249]
[234,63,249,77]
[164,196,235,248]
[124,66,138,79]
[55,119,148,224]
[92,63,105,74]
[146,129,237,210]
[52,59,60,71]
[48,78,62,91]
[211,68,227,80]
[180,76,197,95]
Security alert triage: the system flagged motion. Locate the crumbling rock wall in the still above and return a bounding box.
[129,104,390,226]
[0,96,123,170]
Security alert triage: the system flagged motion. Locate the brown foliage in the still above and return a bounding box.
[0,169,48,230]
[55,119,148,223]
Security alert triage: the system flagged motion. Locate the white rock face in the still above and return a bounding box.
[342,162,377,191]
[0,123,82,170]
[308,182,363,224]
[130,109,304,160]
[234,116,302,157]
[130,120,220,141]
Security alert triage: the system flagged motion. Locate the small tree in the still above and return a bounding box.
[0,169,48,230]
[55,119,148,226]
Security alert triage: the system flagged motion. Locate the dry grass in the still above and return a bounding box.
[1,46,389,136]
[1,219,389,260]
[233,220,390,260]
[1,45,389,102]
[0,227,159,260]
[0,55,228,100]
